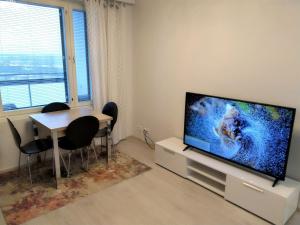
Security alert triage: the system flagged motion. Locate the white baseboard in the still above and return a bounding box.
[0,166,18,174]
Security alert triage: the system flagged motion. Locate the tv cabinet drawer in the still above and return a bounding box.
[225,175,285,225]
[155,144,186,177]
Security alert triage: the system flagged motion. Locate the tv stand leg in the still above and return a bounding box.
[183,146,190,151]
[272,178,280,187]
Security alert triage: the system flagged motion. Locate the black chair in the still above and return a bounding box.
[94,102,118,156]
[41,102,70,113]
[3,103,17,111]
[32,102,70,169]
[58,116,99,177]
[7,118,53,184]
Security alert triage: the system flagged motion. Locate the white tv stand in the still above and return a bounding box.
[155,137,300,225]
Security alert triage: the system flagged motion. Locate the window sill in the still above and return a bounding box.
[0,101,92,119]
[1,106,43,118]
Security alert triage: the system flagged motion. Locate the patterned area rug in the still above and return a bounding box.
[0,152,151,225]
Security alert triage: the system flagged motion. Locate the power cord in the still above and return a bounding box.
[143,129,155,150]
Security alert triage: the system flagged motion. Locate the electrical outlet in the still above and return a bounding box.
[143,128,150,134]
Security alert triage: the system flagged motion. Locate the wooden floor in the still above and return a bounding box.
[1,137,299,225]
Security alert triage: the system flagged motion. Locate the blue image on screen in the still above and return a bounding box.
[184,94,295,179]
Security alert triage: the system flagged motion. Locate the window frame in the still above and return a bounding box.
[72,9,91,102]
[0,0,91,117]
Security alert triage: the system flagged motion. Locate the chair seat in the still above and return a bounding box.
[58,136,78,150]
[21,138,52,155]
[95,127,108,138]
[36,137,53,150]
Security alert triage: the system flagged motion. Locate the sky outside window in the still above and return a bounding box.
[0,1,68,110]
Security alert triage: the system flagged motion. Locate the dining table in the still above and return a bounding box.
[29,107,113,188]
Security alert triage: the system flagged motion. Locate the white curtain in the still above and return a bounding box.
[84,0,133,143]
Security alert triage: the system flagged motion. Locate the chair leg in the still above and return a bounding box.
[27,155,33,185]
[92,145,98,162]
[43,151,47,165]
[110,136,117,161]
[86,148,90,170]
[67,152,72,178]
[106,135,108,152]
[100,136,106,154]
[80,149,84,168]
[92,139,97,151]
[106,134,109,166]
[59,150,68,173]
[100,137,102,154]
[18,151,21,176]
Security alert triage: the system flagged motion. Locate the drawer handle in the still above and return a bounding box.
[242,182,264,193]
[163,148,175,155]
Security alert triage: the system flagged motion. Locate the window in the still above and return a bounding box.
[72,10,90,102]
[0,0,91,112]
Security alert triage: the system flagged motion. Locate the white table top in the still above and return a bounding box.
[29,107,112,131]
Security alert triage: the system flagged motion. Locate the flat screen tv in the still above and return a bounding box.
[184,92,296,182]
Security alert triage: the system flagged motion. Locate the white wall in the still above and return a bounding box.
[0,117,35,172]
[132,0,300,182]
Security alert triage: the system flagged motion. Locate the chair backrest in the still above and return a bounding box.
[65,116,99,149]
[7,118,21,148]
[42,102,70,113]
[102,102,118,131]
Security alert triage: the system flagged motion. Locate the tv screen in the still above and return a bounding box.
[184,92,296,180]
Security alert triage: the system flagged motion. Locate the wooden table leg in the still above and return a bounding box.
[51,130,61,188]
